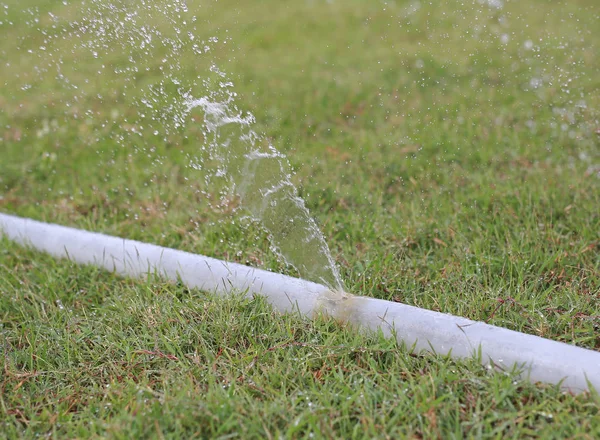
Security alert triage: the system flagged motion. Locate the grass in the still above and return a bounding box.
[1,0,599,437]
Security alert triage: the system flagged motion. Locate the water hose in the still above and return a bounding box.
[1,212,598,393]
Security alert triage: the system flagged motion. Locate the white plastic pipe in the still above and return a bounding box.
[1,212,599,393]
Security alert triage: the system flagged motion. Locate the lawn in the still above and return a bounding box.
[1,0,599,437]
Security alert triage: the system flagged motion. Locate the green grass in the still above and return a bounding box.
[1,0,600,437]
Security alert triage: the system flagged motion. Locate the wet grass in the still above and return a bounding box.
[1,0,600,437]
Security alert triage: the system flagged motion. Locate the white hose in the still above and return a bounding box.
[1,212,598,393]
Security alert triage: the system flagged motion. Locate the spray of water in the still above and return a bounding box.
[185,85,344,290]
[3,0,345,290]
